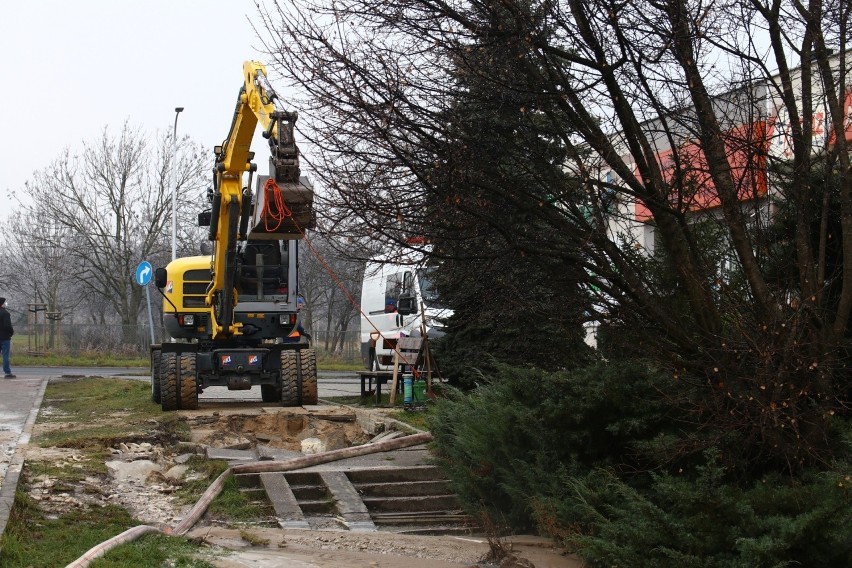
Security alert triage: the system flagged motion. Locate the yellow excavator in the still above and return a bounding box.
[150,61,317,410]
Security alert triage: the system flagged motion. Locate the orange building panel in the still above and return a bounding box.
[635,122,769,222]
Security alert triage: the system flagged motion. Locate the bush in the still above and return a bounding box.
[427,360,675,528]
[540,464,852,567]
[428,360,852,566]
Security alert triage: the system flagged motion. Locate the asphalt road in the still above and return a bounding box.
[11,367,367,399]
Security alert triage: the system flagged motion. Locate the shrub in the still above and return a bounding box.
[538,464,852,567]
[428,360,852,566]
[427,360,675,528]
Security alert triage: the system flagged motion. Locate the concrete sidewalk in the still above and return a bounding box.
[0,375,49,540]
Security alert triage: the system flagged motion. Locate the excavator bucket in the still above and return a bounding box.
[248,174,316,238]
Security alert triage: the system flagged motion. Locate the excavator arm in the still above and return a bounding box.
[205,61,306,339]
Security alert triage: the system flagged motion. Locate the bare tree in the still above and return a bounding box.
[255,0,852,471]
[14,122,209,329]
[298,232,365,351]
[2,217,77,312]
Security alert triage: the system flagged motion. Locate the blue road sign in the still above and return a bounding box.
[135,261,153,286]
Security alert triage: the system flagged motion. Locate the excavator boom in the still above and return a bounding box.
[206,61,313,339]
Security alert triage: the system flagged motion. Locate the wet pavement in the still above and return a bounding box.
[0,374,49,539]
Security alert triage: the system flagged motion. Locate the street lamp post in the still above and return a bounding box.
[170,107,184,261]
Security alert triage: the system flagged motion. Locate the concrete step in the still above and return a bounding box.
[236,463,471,534]
[234,473,263,489]
[284,471,319,485]
[345,465,442,484]
[298,498,337,514]
[237,487,268,499]
[361,494,460,513]
[288,484,329,501]
[259,472,311,529]
[371,511,471,525]
[353,479,453,497]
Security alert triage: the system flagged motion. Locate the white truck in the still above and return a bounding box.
[359,251,451,371]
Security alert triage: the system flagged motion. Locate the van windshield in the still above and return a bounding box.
[416,268,445,308]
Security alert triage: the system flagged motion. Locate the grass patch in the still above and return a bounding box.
[16,352,148,367]
[17,351,358,371]
[1,375,234,566]
[40,377,160,420]
[2,371,290,566]
[175,457,231,503]
[389,408,430,431]
[36,377,174,450]
[315,360,364,371]
[208,476,276,523]
[25,456,100,484]
[176,457,276,525]
[324,390,432,417]
[323,391,409,407]
[91,533,216,567]
[0,490,213,568]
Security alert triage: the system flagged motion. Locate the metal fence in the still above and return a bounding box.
[15,322,361,362]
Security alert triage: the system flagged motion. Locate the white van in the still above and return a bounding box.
[360,251,451,371]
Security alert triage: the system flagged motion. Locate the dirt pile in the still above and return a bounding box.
[23,406,370,527]
[186,406,369,451]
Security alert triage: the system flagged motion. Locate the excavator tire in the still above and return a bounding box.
[178,353,199,410]
[298,348,318,405]
[261,383,282,403]
[151,349,162,404]
[161,352,179,411]
[280,350,300,406]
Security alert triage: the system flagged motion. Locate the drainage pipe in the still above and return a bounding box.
[66,525,161,568]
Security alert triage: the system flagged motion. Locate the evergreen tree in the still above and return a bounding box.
[426,0,592,379]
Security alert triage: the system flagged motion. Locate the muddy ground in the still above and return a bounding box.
[24,402,582,567]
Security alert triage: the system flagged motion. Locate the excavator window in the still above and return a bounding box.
[239,241,288,296]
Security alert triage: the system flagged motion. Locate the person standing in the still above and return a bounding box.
[0,298,15,378]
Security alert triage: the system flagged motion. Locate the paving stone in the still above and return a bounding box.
[320,470,377,532]
[260,472,310,529]
[0,376,49,539]
[206,448,257,461]
[257,445,302,461]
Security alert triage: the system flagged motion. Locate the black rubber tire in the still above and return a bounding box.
[261,383,281,403]
[178,353,199,410]
[298,348,318,405]
[150,349,162,404]
[279,350,300,406]
[160,352,179,411]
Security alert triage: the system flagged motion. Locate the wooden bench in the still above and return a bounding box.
[358,337,428,405]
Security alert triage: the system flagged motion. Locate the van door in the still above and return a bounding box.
[360,264,413,369]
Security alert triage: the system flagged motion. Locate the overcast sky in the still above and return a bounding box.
[0,0,287,220]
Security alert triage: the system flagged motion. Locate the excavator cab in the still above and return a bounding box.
[238,240,288,297]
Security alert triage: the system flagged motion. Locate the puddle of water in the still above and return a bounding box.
[0,411,26,422]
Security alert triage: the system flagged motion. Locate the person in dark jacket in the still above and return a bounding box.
[0,297,15,378]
